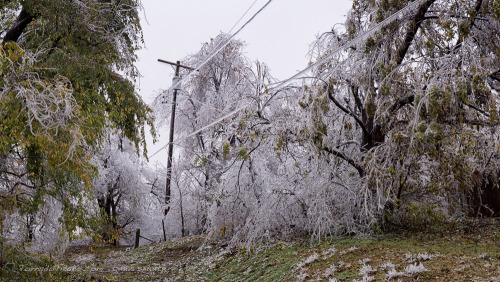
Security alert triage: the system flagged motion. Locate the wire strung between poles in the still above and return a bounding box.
[148,0,427,160]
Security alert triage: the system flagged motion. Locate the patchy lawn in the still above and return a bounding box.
[56,220,500,281]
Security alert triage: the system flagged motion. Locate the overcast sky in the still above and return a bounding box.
[136,0,353,164]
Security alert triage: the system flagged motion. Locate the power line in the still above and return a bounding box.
[190,0,273,74]
[158,0,273,98]
[267,0,426,93]
[148,106,244,159]
[229,0,260,33]
[149,0,426,160]
[152,0,272,132]
[217,0,426,115]
[150,0,274,160]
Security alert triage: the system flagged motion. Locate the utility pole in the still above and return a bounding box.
[158,59,194,217]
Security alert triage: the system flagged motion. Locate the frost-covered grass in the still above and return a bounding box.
[56,222,500,281]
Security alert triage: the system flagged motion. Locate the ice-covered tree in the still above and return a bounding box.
[0,0,153,249]
[154,34,274,238]
[299,0,500,227]
[154,1,500,247]
[92,131,163,245]
[154,33,347,244]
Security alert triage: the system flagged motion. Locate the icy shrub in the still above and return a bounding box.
[404,262,427,275]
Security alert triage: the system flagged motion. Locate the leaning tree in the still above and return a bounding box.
[300,0,500,228]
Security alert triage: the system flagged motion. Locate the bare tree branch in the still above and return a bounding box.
[487,70,500,91]
[326,85,370,137]
[350,83,367,123]
[389,94,415,113]
[323,146,364,177]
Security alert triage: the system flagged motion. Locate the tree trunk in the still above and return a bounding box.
[469,170,500,217]
[361,117,385,152]
[2,8,34,45]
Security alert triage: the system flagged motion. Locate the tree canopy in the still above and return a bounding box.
[2,0,500,253]
[158,0,500,246]
[302,0,500,226]
[0,0,153,238]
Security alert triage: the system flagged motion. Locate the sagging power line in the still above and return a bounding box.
[150,0,427,155]
[156,0,273,102]
[150,0,274,160]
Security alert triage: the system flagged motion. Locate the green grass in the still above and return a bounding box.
[54,220,500,281]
